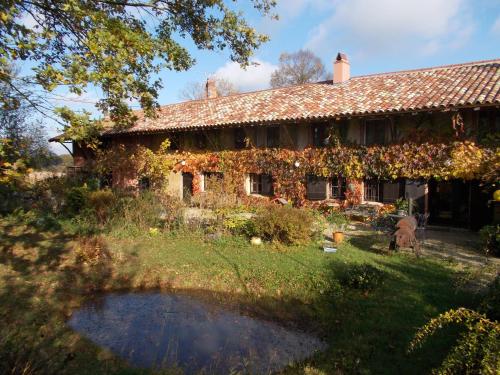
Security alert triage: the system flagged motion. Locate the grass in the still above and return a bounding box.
[0,215,485,374]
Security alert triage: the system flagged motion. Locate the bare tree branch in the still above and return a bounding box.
[270,49,327,88]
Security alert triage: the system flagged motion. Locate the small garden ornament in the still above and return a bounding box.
[250,236,262,246]
[389,216,420,256]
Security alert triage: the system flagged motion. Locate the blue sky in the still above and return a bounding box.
[31,0,500,153]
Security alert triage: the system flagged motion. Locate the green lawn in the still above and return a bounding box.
[0,217,479,374]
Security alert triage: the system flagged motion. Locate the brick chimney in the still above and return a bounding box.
[205,78,217,99]
[333,52,350,83]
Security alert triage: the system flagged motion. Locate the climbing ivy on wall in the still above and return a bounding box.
[96,140,499,205]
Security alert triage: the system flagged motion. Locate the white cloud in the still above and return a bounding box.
[334,0,462,40]
[305,0,473,57]
[492,16,500,35]
[214,59,278,92]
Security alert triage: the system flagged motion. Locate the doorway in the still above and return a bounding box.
[428,179,492,229]
[182,172,194,202]
[428,180,469,228]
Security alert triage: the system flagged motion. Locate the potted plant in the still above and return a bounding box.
[327,211,349,244]
[394,198,409,216]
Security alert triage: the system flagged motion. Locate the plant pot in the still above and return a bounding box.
[397,210,406,216]
[333,231,344,244]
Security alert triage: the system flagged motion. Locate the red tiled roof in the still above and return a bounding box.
[104,59,499,135]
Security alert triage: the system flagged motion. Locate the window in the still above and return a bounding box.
[331,176,347,199]
[234,128,246,149]
[266,127,280,148]
[382,181,402,203]
[195,133,207,149]
[364,179,405,203]
[306,175,328,200]
[478,111,500,145]
[250,173,273,195]
[330,122,349,145]
[364,180,381,202]
[312,123,328,147]
[168,133,180,151]
[365,120,387,145]
[205,129,221,150]
[203,172,223,191]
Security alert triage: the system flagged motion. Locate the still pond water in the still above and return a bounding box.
[69,292,325,374]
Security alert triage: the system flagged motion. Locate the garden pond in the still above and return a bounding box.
[68,292,326,374]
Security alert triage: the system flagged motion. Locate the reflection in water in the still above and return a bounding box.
[69,293,325,374]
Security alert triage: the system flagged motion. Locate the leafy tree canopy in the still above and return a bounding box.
[0,0,276,141]
[270,49,328,88]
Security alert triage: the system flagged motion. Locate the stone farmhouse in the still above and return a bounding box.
[52,54,500,229]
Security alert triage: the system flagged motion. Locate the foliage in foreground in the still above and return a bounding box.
[1,0,275,138]
[409,308,500,374]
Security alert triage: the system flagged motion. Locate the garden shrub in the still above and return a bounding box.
[479,225,499,257]
[87,189,116,225]
[66,212,100,236]
[480,275,500,322]
[409,308,500,374]
[215,207,255,237]
[250,205,315,245]
[327,210,349,231]
[0,184,25,214]
[300,270,343,298]
[65,185,89,215]
[222,214,249,232]
[340,264,386,291]
[32,212,61,231]
[1,208,61,231]
[109,191,165,236]
[157,193,185,229]
[0,329,47,375]
[75,236,110,265]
